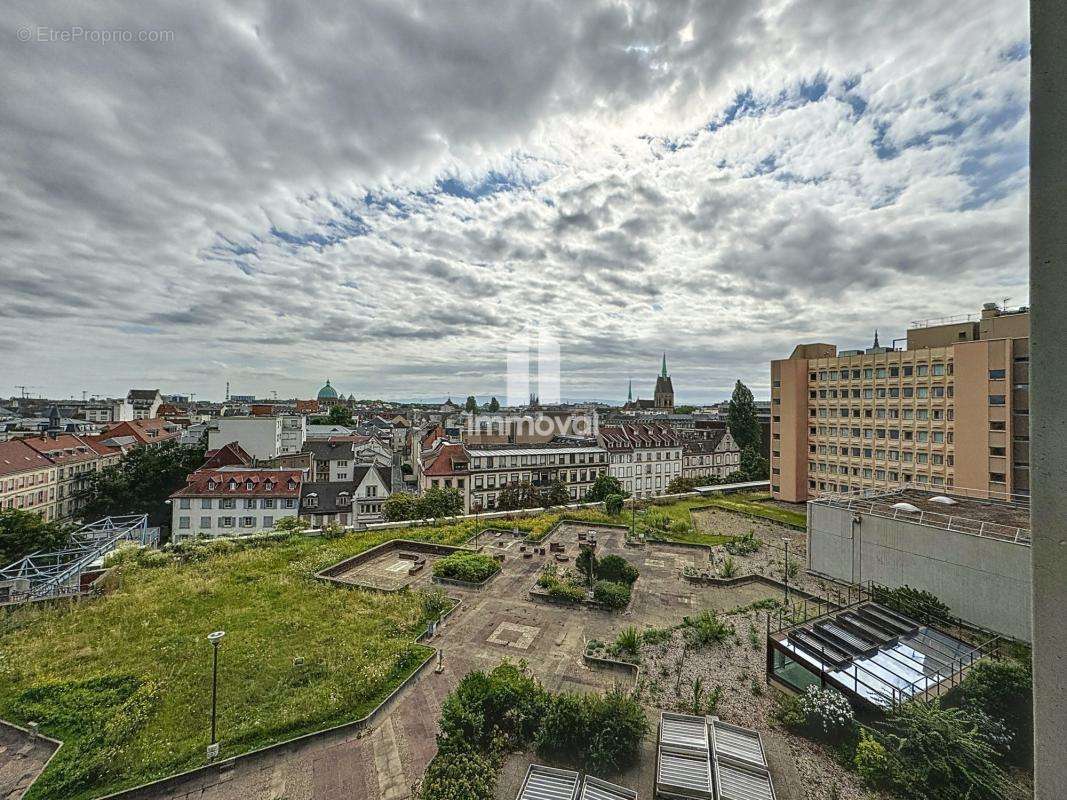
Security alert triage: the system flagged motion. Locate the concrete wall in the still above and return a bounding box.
[808,503,1032,640]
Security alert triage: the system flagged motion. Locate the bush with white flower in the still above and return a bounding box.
[795,686,855,743]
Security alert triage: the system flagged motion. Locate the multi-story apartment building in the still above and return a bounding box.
[306,440,357,482]
[418,439,609,512]
[681,429,741,483]
[206,415,306,460]
[770,303,1030,503]
[0,439,58,522]
[598,423,682,498]
[169,467,304,540]
[299,465,392,528]
[22,434,102,523]
[126,389,163,419]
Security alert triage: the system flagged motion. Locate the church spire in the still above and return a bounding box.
[660,352,668,378]
[627,379,633,402]
[873,329,880,348]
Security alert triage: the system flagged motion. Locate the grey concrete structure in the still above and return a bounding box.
[807,491,1032,641]
[1031,2,1067,795]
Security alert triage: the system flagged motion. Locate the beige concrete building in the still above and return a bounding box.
[0,439,58,523]
[770,303,1029,503]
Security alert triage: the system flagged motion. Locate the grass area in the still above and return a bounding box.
[695,492,807,529]
[0,523,475,800]
[632,497,736,547]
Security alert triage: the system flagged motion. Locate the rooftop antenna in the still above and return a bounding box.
[1000,296,1011,310]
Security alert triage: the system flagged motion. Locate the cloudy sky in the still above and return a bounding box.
[2,1,1029,404]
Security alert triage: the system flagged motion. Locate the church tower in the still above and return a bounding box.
[654,353,674,412]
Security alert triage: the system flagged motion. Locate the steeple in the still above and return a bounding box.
[627,379,633,402]
[873,329,880,349]
[660,352,668,378]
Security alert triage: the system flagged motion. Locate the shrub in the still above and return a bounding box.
[432,552,500,583]
[683,610,731,647]
[437,660,547,753]
[871,584,951,624]
[953,658,1032,764]
[854,730,890,785]
[420,588,452,620]
[725,531,761,556]
[419,740,499,800]
[869,700,1013,800]
[538,690,648,773]
[272,515,307,534]
[792,686,855,744]
[604,493,625,516]
[548,582,587,603]
[593,580,631,609]
[576,547,597,581]
[596,554,639,585]
[719,555,738,578]
[611,626,641,660]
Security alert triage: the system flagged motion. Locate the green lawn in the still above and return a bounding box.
[0,524,477,800]
[695,492,807,529]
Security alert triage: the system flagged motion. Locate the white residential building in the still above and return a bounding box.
[598,423,682,498]
[169,467,304,540]
[126,389,163,419]
[207,416,306,460]
[682,429,741,482]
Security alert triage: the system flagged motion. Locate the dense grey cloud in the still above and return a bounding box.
[0,0,1028,402]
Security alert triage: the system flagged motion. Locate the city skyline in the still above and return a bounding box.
[2,2,1029,401]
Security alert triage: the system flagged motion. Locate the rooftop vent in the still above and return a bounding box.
[891,502,921,513]
[929,495,958,505]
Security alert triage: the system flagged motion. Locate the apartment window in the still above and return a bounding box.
[220,499,235,509]
[932,363,945,376]
[990,446,1006,457]
[244,499,257,509]
[178,516,190,529]
[989,369,1006,379]
[991,421,1007,431]
[241,516,256,528]
[201,498,213,509]
[903,365,913,377]
[917,365,929,377]
[263,516,274,527]
[989,395,1006,406]
[876,368,886,378]
[200,516,211,528]
[179,498,190,509]
[283,499,295,509]
[263,498,275,508]
[889,366,899,377]
[219,517,235,528]
[990,472,1006,484]
[367,485,377,498]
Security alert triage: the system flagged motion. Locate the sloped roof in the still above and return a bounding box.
[421,442,468,476]
[0,439,54,477]
[171,468,304,498]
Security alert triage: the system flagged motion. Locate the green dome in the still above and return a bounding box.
[317,379,339,401]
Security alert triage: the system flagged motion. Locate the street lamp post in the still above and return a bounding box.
[207,630,225,759]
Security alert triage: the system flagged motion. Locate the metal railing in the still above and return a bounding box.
[0,514,156,602]
[823,496,1029,545]
[768,583,1002,709]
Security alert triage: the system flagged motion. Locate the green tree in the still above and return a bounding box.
[0,509,71,565]
[739,445,769,480]
[488,397,500,412]
[576,546,597,584]
[416,486,463,520]
[604,493,625,516]
[464,395,478,412]
[543,480,570,507]
[495,481,542,511]
[727,380,762,452]
[586,473,624,502]
[325,404,353,426]
[383,491,418,521]
[82,440,207,530]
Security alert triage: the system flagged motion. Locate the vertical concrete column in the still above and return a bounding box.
[1030,3,1067,797]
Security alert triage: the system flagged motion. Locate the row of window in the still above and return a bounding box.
[807,472,950,492]
[177,515,276,530]
[3,488,55,509]
[178,497,297,509]
[809,466,949,484]
[1,471,56,491]
[470,452,606,469]
[809,363,951,382]
[810,428,953,445]
[811,384,952,401]
[810,446,952,465]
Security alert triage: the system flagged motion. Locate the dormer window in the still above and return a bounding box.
[304,493,318,508]
[227,479,238,491]
[264,480,274,491]
[245,479,255,491]
[288,479,297,491]
[207,479,217,490]
[337,492,350,506]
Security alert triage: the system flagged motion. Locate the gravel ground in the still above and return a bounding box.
[633,607,881,800]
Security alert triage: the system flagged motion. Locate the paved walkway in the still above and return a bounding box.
[0,723,58,800]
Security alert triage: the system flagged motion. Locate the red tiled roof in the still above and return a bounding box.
[202,441,254,469]
[598,423,680,451]
[21,434,99,466]
[421,443,469,476]
[103,419,181,444]
[295,400,320,414]
[0,439,54,478]
[171,468,304,499]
